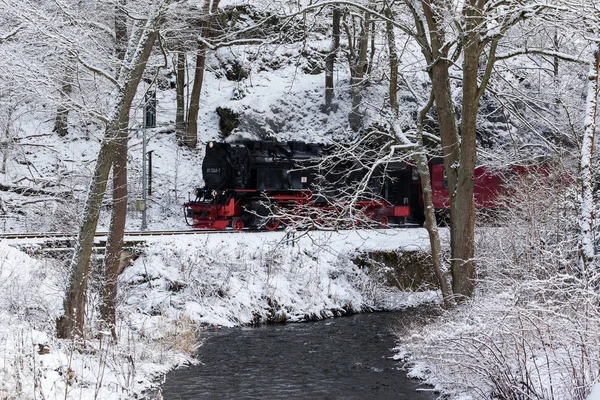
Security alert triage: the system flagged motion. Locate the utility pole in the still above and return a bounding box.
[141,113,147,230]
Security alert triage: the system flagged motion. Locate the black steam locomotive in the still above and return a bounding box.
[184,140,417,230]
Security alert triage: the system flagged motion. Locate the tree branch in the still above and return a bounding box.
[0,183,73,198]
[496,48,585,64]
[0,24,24,43]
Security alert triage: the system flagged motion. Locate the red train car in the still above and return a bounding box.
[429,161,505,212]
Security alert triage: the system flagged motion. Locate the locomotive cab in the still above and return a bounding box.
[202,141,250,190]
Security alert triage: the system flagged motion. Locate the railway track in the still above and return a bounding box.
[0,229,234,256]
[0,223,417,241]
[0,229,231,240]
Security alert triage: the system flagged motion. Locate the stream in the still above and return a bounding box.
[161,310,436,399]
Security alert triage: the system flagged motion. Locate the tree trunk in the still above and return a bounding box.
[578,44,600,272]
[420,0,482,301]
[553,31,560,79]
[391,120,453,307]
[56,128,118,339]
[367,20,376,76]
[449,0,483,300]
[114,0,128,80]
[420,0,460,191]
[1,106,14,174]
[384,8,451,305]
[100,131,128,338]
[56,4,167,338]
[186,50,206,148]
[53,69,72,137]
[186,0,220,148]
[385,10,398,116]
[176,51,186,143]
[324,8,340,110]
[100,1,131,338]
[416,153,453,308]
[348,10,371,130]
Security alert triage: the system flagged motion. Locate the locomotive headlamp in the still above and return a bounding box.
[209,141,214,148]
[211,189,218,197]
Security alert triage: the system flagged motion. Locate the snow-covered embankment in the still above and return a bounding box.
[0,228,438,399]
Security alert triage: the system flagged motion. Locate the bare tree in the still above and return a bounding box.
[185,0,221,148]
[57,0,171,339]
[578,43,599,272]
[324,7,341,110]
[347,6,372,130]
[400,0,552,299]
[175,51,186,142]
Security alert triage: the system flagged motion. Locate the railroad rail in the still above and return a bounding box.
[0,230,231,240]
[0,230,237,256]
[0,224,416,241]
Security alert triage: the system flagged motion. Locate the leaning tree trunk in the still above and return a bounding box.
[415,152,453,308]
[578,44,600,272]
[100,131,128,338]
[414,96,453,308]
[392,121,454,308]
[385,9,452,306]
[101,0,131,338]
[56,4,167,338]
[56,121,121,339]
[185,0,220,148]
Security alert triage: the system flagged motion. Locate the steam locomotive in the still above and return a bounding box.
[184,139,504,230]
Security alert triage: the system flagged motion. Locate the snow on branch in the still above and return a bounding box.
[0,183,73,198]
[67,49,119,87]
[19,197,66,206]
[285,0,417,43]
[496,48,586,64]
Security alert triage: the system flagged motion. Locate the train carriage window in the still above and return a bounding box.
[443,169,448,189]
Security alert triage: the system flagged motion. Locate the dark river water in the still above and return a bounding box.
[161,311,436,400]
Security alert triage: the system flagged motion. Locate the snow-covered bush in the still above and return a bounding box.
[397,164,600,399]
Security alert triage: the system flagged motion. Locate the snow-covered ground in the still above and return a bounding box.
[0,228,439,399]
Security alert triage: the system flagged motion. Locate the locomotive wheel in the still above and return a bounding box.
[264,218,280,231]
[232,218,245,231]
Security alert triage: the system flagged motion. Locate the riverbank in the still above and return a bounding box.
[0,228,439,399]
